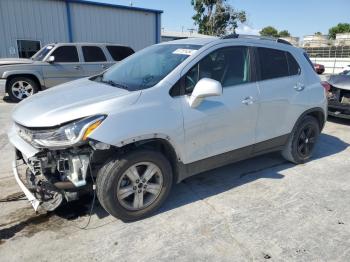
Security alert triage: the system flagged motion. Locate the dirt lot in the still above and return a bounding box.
[0,99,350,262]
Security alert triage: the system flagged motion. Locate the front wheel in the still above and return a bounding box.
[282,115,320,164]
[96,150,173,221]
[7,77,39,102]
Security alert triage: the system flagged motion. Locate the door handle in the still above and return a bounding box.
[294,82,305,91]
[242,96,255,105]
[73,65,81,70]
[101,65,108,69]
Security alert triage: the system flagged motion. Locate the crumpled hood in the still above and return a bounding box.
[328,75,350,90]
[0,58,33,66]
[12,78,141,127]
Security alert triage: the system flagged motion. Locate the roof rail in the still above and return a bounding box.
[220,34,292,45]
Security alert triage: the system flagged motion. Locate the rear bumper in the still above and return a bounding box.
[0,79,6,97]
[328,101,350,119]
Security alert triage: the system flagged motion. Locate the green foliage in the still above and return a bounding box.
[278,30,290,37]
[259,26,279,37]
[314,32,322,36]
[328,23,350,39]
[260,26,291,38]
[191,0,246,36]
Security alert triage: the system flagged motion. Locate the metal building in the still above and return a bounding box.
[0,0,162,58]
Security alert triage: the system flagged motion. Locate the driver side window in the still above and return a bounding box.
[184,46,251,94]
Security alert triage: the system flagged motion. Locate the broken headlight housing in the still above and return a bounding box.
[17,115,106,148]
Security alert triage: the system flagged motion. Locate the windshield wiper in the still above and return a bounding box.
[100,79,129,90]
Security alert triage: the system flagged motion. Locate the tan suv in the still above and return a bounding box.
[0,42,134,102]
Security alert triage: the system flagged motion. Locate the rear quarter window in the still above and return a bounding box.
[106,46,134,61]
[286,52,301,75]
[303,52,315,71]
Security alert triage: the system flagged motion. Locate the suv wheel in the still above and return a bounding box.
[8,77,39,102]
[96,150,173,221]
[282,115,320,164]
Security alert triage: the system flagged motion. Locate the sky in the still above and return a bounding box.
[93,0,350,37]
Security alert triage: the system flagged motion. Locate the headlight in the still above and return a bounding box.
[17,115,106,148]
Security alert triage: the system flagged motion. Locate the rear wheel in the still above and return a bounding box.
[96,150,173,221]
[8,77,39,102]
[282,115,320,164]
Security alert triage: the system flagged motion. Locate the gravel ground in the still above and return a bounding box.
[0,98,350,262]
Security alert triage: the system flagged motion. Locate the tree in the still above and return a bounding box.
[279,30,290,37]
[328,23,350,39]
[191,0,246,36]
[314,32,322,36]
[259,26,279,37]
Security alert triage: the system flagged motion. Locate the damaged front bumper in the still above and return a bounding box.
[8,125,94,211]
[12,160,40,211]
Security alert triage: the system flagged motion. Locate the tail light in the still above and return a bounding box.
[321,81,331,92]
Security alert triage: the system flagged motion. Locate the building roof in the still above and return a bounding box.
[161,30,211,39]
[159,37,217,46]
[64,0,163,14]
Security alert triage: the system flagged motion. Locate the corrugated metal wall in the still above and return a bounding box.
[69,2,157,51]
[0,0,69,57]
[0,0,159,58]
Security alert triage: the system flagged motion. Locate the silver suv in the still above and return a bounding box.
[8,35,327,221]
[0,42,134,102]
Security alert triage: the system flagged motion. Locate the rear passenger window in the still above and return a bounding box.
[257,48,289,80]
[51,46,79,63]
[286,52,301,75]
[106,46,134,61]
[82,46,106,62]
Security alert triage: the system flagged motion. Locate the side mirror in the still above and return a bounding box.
[188,78,222,108]
[47,56,55,63]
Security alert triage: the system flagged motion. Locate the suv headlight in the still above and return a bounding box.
[18,115,106,148]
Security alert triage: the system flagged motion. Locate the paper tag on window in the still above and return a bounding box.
[173,49,197,56]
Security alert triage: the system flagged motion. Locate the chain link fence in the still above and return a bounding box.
[304,46,350,58]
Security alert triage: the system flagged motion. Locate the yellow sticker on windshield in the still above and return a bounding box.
[173,49,197,56]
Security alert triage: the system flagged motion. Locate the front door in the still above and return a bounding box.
[42,45,83,88]
[180,46,259,164]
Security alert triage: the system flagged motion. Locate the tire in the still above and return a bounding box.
[96,150,173,221]
[282,115,320,164]
[7,76,39,102]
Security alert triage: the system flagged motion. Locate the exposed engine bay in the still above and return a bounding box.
[16,146,94,211]
[14,138,116,212]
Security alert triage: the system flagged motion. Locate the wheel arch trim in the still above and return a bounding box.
[293,107,326,133]
[4,71,44,91]
[113,136,182,183]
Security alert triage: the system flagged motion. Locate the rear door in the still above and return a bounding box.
[81,45,111,76]
[254,46,304,144]
[42,45,83,87]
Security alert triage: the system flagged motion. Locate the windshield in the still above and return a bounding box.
[97,44,202,91]
[31,44,55,61]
